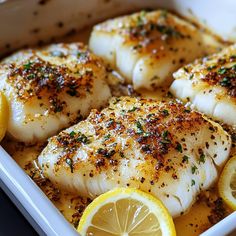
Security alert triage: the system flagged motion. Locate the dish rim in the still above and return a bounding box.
[0,0,236,235]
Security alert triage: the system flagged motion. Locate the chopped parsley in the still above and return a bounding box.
[182,155,189,163]
[137,11,146,26]
[77,133,90,144]
[207,65,216,71]
[162,109,169,116]
[69,131,76,137]
[77,52,87,60]
[219,77,231,87]
[218,67,227,75]
[161,130,171,144]
[199,154,206,164]
[191,179,195,186]
[176,143,183,153]
[162,130,169,139]
[191,165,198,174]
[136,121,144,134]
[128,107,137,112]
[23,62,33,70]
[104,134,111,141]
[156,25,183,38]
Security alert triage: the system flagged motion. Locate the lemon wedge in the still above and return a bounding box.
[77,187,176,236]
[218,156,236,210]
[0,92,8,142]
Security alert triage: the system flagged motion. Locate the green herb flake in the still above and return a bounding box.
[23,62,33,70]
[182,155,189,163]
[69,131,76,137]
[161,130,171,144]
[162,109,169,116]
[176,143,183,153]
[66,158,73,173]
[128,107,137,112]
[104,134,111,141]
[137,11,146,26]
[199,154,206,164]
[77,133,90,144]
[77,52,87,59]
[162,130,169,139]
[207,65,216,71]
[156,25,182,38]
[27,74,35,80]
[113,98,121,105]
[136,121,144,134]
[219,77,231,87]
[218,67,227,75]
[191,179,195,186]
[191,165,198,174]
[183,67,189,73]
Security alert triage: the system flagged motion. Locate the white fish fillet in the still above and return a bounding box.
[89,10,216,91]
[170,43,236,127]
[38,97,231,217]
[0,43,113,143]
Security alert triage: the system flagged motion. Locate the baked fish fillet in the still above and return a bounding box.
[38,97,231,217]
[170,44,236,127]
[89,10,215,91]
[0,43,112,143]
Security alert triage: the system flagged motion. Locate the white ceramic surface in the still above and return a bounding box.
[0,0,236,57]
[0,1,236,236]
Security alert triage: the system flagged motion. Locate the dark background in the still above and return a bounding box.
[0,188,37,236]
[1,187,236,236]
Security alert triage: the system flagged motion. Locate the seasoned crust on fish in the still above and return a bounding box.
[38,97,231,217]
[0,43,113,143]
[89,10,213,91]
[170,43,236,126]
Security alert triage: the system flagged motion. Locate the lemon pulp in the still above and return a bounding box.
[78,188,176,236]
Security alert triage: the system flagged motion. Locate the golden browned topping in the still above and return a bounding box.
[51,97,214,178]
[126,10,186,41]
[0,43,112,114]
[97,10,193,53]
[8,57,93,100]
[181,46,236,98]
[203,64,236,97]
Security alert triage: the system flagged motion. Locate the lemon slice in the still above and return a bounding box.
[77,188,176,236]
[0,92,8,142]
[218,156,236,210]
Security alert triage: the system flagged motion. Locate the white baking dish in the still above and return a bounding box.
[0,0,236,235]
